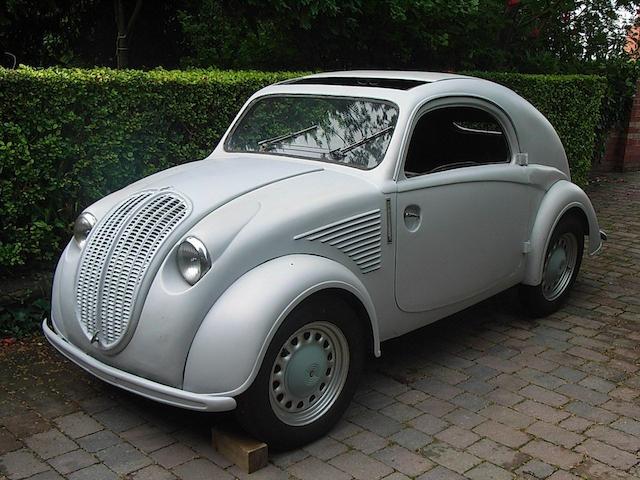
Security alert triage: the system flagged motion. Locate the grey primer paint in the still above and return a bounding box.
[44,70,603,411]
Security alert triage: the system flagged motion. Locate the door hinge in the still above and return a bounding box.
[522,241,532,254]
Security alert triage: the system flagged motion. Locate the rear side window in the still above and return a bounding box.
[404,106,510,177]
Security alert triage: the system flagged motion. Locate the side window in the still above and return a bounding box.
[404,106,510,177]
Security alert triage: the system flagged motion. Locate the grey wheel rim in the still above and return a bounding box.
[269,321,349,426]
[542,232,578,301]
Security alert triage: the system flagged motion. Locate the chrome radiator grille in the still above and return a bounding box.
[76,190,191,348]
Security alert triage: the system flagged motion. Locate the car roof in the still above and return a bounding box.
[280,70,469,90]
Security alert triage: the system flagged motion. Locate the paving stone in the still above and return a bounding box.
[576,438,639,470]
[479,405,535,429]
[578,376,615,393]
[0,448,49,479]
[227,463,288,480]
[410,379,463,401]
[330,450,394,480]
[329,420,362,440]
[173,458,234,480]
[121,423,175,453]
[520,440,582,470]
[131,464,176,480]
[24,429,77,459]
[75,430,120,453]
[416,465,465,479]
[92,407,145,433]
[525,421,584,448]
[27,470,65,480]
[304,436,348,461]
[2,411,50,438]
[288,456,351,480]
[390,428,432,451]
[558,415,593,433]
[514,400,570,423]
[67,464,118,480]
[349,410,402,437]
[546,471,582,480]
[551,366,588,383]
[380,402,422,422]
[434,425,479,449]
[611,416,640,436]
[96,442,152,474]
[396,390,428,405]
[517,368,567,390]
[53,412,102,439]
[555,383,609,406]
[516,459,555,479]
[584,424,640,453]
[48,449,97,474]
[465,461,513,480]
[484,388,523,407]
[565,400,618,423]
[442,408,484,429]
[467,439,529,470]
[269,448,309,468]
[520,385,569,407]
[472,421,530,448]
[0,429,21,455]
[409,413,448,435]
[151,443,197,468]
[421,441,480,474]
[373,444,433,477]
[414,397,456,418]
[357,391,396,410]
[77,396,118,414]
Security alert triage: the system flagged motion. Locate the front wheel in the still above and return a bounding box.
[519,215,584,317]
[235,295,364,450]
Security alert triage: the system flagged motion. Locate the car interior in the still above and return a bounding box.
[404,106,510,177]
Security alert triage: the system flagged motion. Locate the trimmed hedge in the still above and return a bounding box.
[0,67,606,274]
[467,72,606,185]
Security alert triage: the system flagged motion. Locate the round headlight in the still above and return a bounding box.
[73,212,97,247]
[177,237,211,285]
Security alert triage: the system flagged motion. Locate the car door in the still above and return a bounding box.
[395,99,533,313]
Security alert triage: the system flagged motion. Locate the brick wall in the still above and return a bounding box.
[599,79,640,172]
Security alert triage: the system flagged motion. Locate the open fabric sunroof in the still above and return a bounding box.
[286,76,427,90]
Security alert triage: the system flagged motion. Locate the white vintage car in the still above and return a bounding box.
[44,71,605,449]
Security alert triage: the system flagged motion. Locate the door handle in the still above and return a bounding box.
[403,205,421,232]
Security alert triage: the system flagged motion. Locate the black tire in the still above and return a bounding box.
[519,214,584,318]
[235,294,365,450]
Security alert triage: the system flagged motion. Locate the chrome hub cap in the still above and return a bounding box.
[269,321,349,426]
[542,233,577,301]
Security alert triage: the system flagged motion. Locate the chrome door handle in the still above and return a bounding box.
[404,211,420,219]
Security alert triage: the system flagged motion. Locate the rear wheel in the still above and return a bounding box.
[520,215,584,317]
[235,295,365,450]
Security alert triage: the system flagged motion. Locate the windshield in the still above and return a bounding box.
[225,96,399,169]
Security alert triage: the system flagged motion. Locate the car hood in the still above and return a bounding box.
[87,155,324,221]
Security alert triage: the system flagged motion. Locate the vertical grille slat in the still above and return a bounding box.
[76,191,191,348]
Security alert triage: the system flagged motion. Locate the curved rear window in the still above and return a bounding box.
[225,95,398,170]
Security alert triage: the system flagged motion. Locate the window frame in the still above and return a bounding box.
[395,96,520,182]
[223,93,401,171]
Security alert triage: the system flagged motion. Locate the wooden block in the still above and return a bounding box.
[212,424,268,473]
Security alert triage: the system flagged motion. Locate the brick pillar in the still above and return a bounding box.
[622,80,640,171]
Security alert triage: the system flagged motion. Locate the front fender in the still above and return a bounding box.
[183,254,379,395]
[523,180,602,286]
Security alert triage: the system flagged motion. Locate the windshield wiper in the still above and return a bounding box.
[257,125,318,151]
[329,126,394,159]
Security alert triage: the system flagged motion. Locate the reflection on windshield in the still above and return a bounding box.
[225,96,398,169]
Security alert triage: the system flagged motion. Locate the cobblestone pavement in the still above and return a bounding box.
[1,172,639,480]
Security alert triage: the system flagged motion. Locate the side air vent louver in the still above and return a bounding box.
[295,209,382,273]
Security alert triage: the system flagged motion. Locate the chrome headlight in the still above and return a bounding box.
[177,237,211,285]
[73,212,97,247]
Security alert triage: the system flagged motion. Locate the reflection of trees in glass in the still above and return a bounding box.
[226,96,398,169]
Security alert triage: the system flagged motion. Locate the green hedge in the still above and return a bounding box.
[0,67,606,274]
[467,72,606,185]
